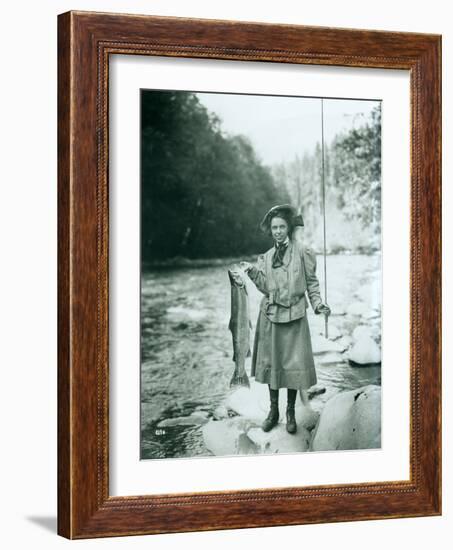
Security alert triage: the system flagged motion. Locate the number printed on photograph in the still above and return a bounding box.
[140,89,382,460]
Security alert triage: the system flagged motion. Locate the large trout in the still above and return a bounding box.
[227,266,251,388]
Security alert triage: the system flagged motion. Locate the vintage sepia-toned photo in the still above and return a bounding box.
[140,89,382,460]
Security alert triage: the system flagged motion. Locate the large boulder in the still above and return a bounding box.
[348,335,381,365]
[352,324,380,342]
[204,381,328,456]
[202,413,315,457]
[310,385,381,451]
[352,325,374,341]
[226,380,319,429]
[247,424,311,454]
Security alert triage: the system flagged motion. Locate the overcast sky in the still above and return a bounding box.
[196,92,380,166]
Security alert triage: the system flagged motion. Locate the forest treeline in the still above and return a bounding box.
[141,91,381,262]
[141,91,288,262]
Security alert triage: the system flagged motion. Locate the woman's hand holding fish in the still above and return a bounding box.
[229,268,246,286]
[240,261,253,273]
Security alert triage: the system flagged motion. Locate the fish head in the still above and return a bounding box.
[228,265,246,288]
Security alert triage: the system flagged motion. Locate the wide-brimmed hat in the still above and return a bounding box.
[259,204,302,233]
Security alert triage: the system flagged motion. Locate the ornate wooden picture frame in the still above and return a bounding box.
[58,10,441,539]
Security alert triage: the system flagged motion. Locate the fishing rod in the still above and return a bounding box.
[321,99,329,339]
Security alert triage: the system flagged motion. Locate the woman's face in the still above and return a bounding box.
[270,216,289,244]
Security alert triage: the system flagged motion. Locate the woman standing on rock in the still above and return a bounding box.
[241,205,330,434]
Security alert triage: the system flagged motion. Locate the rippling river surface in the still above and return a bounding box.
[141,254,381,460]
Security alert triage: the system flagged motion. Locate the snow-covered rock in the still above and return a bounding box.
[352,325,374,341]
[212,403,230,420]
[202,404,316,456]
[352,324,380,342]
[311,385,381,451]
[225,381,269,423]
[247,424,311,453]
[226,380,320,429]
[202,417,258,456]
[348,336,381,365]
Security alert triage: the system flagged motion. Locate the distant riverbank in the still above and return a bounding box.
[144,249,381,270]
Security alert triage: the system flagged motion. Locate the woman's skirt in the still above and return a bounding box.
[251,311,317,390]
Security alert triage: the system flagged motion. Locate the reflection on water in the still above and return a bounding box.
[141,254,381,459]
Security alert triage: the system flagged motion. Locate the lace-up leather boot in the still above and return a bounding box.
[286,388,297,434]
[262,387,279,432]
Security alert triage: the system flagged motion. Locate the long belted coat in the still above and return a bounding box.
[247,239,322,390]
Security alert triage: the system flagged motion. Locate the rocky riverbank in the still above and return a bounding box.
[201,380,381,456]
[141,253,382,459]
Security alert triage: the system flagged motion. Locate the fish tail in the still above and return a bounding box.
[230,369,250,389]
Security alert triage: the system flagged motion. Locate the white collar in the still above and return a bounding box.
[276,237,289,247]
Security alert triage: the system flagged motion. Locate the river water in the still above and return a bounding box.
[141,254,381,460]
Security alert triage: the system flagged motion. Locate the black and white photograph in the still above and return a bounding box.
[1,0,446,546]
[140,89,382,460]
